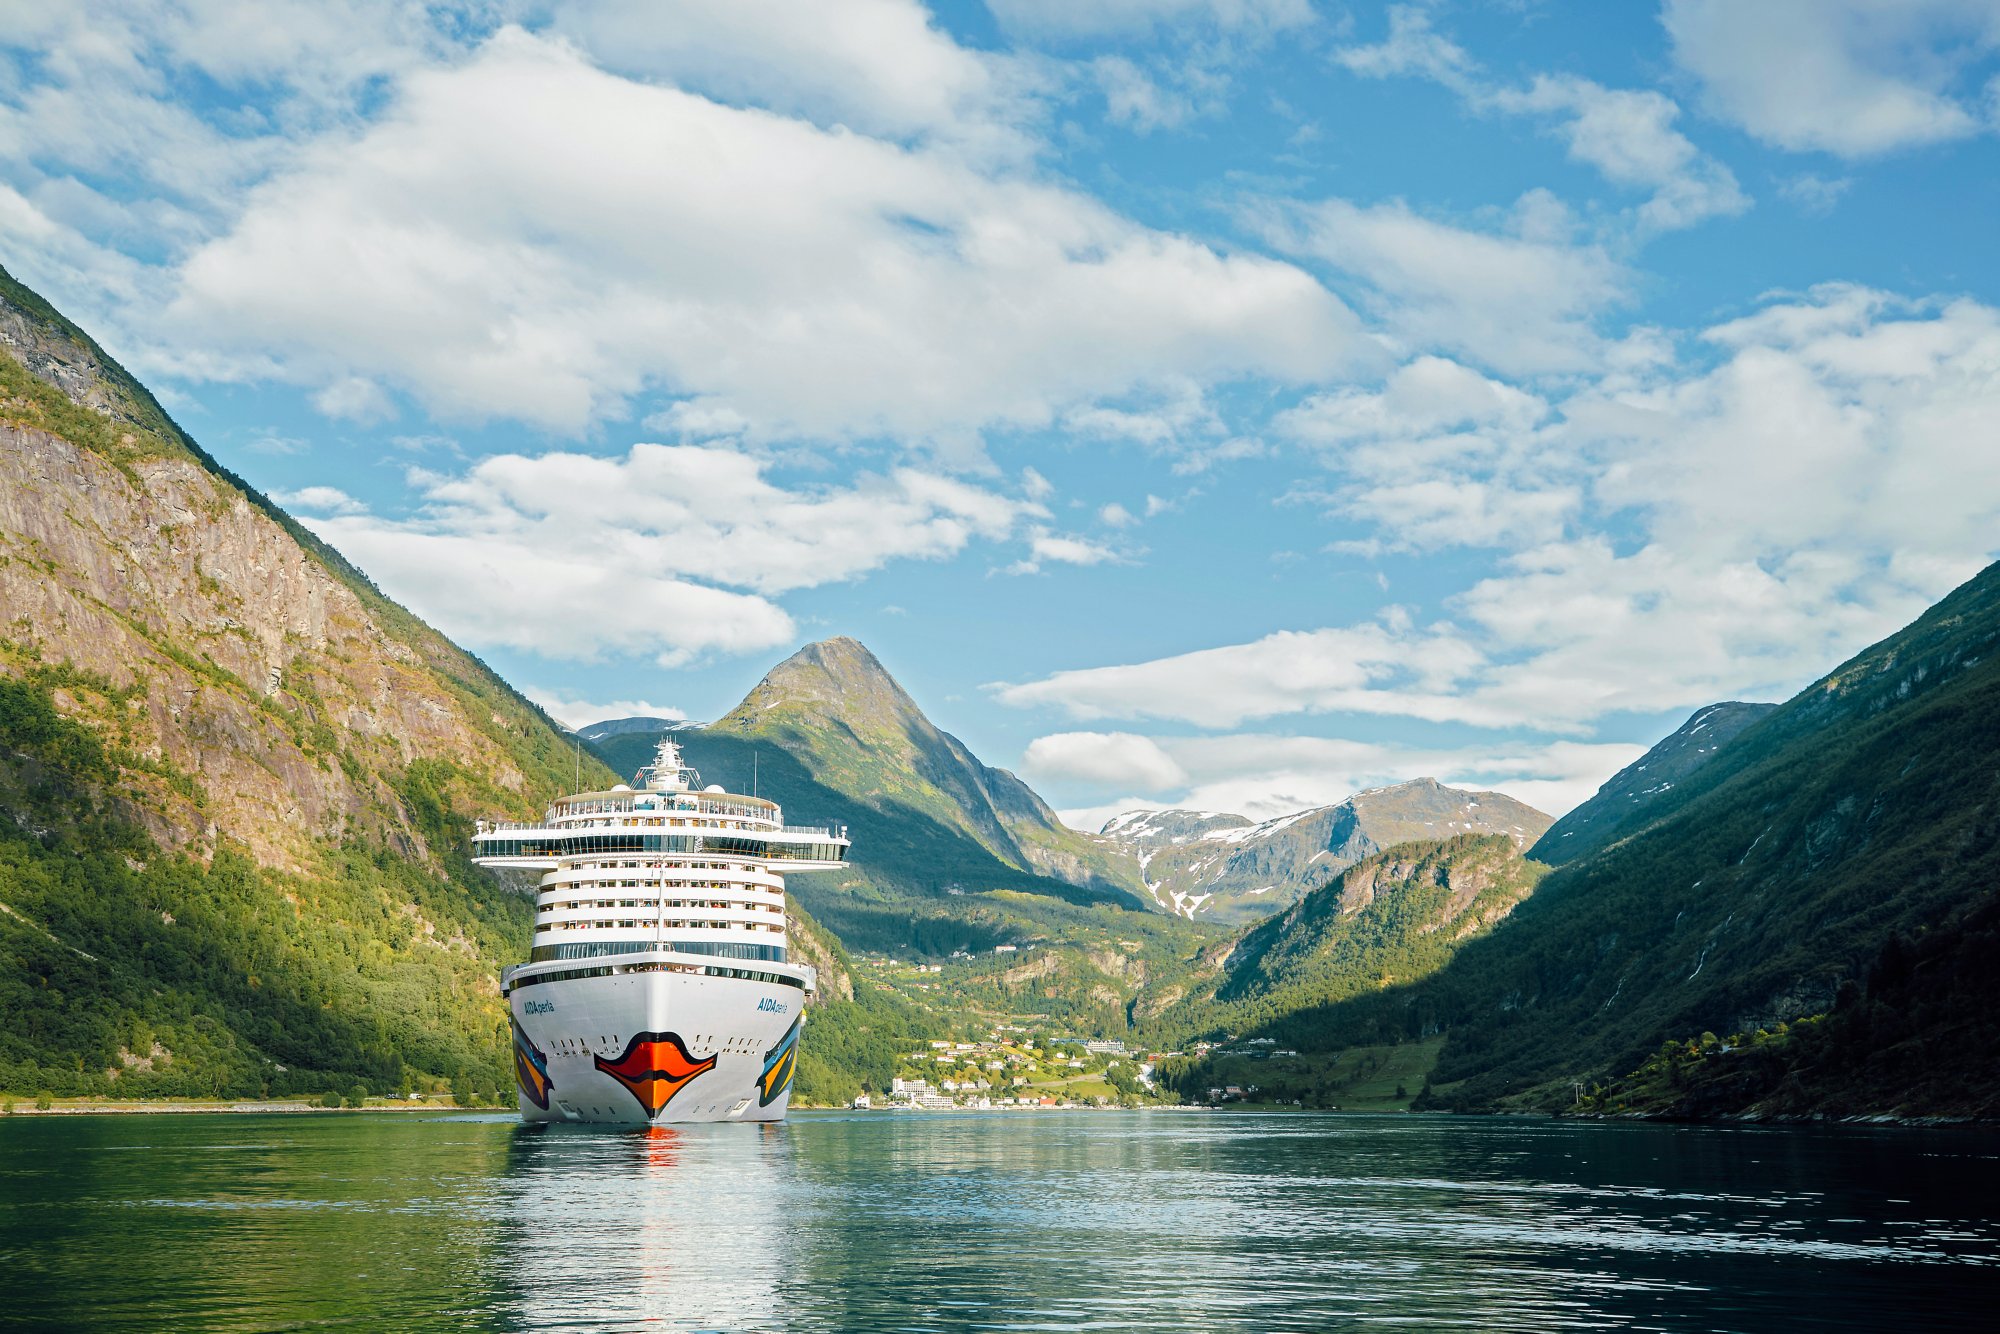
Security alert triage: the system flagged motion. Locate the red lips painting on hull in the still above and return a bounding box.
[594,1032,718,1117]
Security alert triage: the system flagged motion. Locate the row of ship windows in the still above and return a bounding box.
[568,859,755,872]
[534,919,786,933]
[542,881,779,894]
[477,835,844,862]
[512,962,803,991]
[538,898,782,913]
[526,940,788,964]
[550,797,770,821]
[554,817,758,831]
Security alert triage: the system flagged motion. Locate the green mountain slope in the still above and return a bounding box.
[1581,886,2000,1120]
[591,639,1153,932]
[777,899,940,1105]
[1531,701,1775,866]
[1147,835,1547,1057]
[1231,561,2000,1116]
[0,263,611,1100]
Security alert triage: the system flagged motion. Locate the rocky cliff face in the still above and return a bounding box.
[0,263,602,1100]
[0,268,585,870]
[1532,701,1776,866]
[1099,779,1552,924]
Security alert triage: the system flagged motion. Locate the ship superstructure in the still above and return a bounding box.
[472,737,848,1123]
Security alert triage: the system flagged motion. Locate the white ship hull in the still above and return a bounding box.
[509,967,803,1125]
[476,736,844,1128]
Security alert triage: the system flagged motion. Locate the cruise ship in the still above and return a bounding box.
[471,738,848,1124]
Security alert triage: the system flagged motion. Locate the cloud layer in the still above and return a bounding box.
[1002,286,2000,755]
[6,1,1993,839]
[157,28,1369,440]
[293,441,1048,665]
[1664,0,2000,157]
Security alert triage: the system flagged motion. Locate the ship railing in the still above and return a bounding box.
[475,819,548,834]
[696,798,779,821]
[774,824,848,840]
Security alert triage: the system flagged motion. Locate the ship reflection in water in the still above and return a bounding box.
[496,1120,797,1331]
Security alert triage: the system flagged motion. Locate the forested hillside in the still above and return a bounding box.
[1580,887,2000,1120]
[1149,835,1547,1095]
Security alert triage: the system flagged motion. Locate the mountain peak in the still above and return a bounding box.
[722,636,919,733]
[778,636,891,682]
[694,636,1147,908]
[1358,777,1444,796]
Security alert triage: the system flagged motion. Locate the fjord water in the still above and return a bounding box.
[3,1111,1996,1331]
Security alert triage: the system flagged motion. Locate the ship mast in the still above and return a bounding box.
[639,735,700,793]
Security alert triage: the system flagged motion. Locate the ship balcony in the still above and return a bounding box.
[535,902,785,927]
[532,916,789,937]
[537,866,786,893]
[534,899,784,924]
[776,823,848,840]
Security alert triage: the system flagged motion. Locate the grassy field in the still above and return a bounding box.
[1194,1038,1445,1111]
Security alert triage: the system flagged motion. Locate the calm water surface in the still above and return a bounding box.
[2,1109,1996,1331]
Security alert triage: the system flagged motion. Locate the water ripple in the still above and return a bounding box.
[2,1110,1998,1330]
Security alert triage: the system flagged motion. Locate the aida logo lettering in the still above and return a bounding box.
[756,997,788,1014]
[523,1000,556,1015]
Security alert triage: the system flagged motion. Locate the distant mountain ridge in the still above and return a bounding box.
[1097,779,1552,924]
[577,716,703,744]
[1531,701,1776,865]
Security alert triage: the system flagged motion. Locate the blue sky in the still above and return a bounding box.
[5,1,1999,824]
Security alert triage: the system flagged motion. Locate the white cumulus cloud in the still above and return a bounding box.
[1001,286,2000,734]
[1258,196,1629,376]
[1337,6,1748,233]
[159,27,1370,440]
[271,485,368,515]
[549,0,1034,153]
[1486,75,1748,231]
[987,0,1316,41]
[1664,0,2000,157]
[522,686,690,731]
[1022,731,1189,790]
[1052,734,1647,828]
[298,440,1050,666]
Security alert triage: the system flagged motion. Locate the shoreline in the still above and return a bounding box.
[1,1099,489,1117]
[5,1100,1989,1128]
